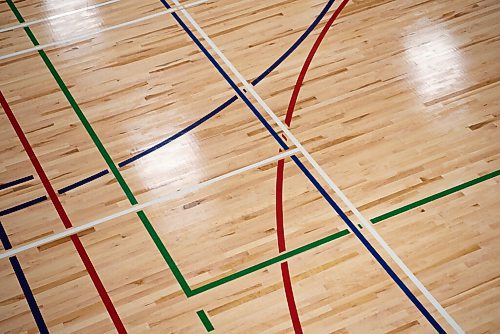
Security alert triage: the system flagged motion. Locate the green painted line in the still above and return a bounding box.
[190,229,350,296]
[190,169,499,295]
[371,170,500,224]
[6,0,191,296]
[6,0,24,23]
[196,310,215,332]
[8,0,499,301]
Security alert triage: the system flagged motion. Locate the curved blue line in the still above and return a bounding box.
[161,0,445,331]
[0,0,335,216]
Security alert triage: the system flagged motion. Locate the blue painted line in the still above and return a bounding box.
[0,222,12,249]
[0,175,34,191]
[290,156,445,333]
[0,223,49,333]
[251,0,336,86]
[0,0,334,216]
[0,196,48,217]
[160,1,444,331]
[9,257,49,333]
[58,169,109,194]
[118,95,239,167]
[160,0,289,149]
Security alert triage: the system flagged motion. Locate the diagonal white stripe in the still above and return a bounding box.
[170,2,465,333]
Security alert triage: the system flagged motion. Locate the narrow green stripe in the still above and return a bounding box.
[8,0,498,301]
[25,28,40,46]
[6,0,190,296]
[190,169,499,295]
[6,0,25,23]
[191,229,350,295]
[196,310,214,332]
[371,170,500,224]
[38,48,137,203]
[138,211,191,295]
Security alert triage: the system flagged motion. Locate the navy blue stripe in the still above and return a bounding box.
[58,169,109,194]
[1,223,49,333]
[0,196,48,217]
[9,257,49,333]
[0,221,13,249]
[161,1,444,331]
[119,95,239,167]
[290,156,445,333]
[251,0,335,86]
[0,0,334,215]
[0,175,34,191]
[160,0,289,150]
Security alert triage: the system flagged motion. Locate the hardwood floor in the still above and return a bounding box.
[0,0,498,333]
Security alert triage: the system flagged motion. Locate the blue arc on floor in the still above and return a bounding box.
[158,0,445,332]
[0,0,336,217]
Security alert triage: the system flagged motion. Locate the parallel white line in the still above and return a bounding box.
[172,2,465,333]
[0,148,300,260]
[0,0,120,33]
[0,0,208,61]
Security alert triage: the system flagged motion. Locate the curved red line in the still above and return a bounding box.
[286,0,350,125]
[275,1,350,333]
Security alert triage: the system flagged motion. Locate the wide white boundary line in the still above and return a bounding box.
[0,148,300,260]
[0,0,120,33]
[172,2,465,333]
[0,0,208,61]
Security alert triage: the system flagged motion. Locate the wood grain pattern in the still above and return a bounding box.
[0,0,499,332]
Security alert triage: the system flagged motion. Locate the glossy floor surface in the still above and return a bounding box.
[0,0,499,333]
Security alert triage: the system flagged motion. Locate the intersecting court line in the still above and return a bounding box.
[0,148,300,260]
[275,1,350,331]
[0,91,127,333]
[6,0,197,299]
[163,1,462,332]
[0,0,208,61]
[0,1,484,332]
[0,0,120,33]
[0,0,337,216]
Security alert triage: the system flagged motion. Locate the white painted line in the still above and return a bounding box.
[0,0,120,33]
[0,0,208,61]
[0,148,300,260]
[172,2,465,333]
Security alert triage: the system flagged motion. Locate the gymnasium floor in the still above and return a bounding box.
[0,0,499,333]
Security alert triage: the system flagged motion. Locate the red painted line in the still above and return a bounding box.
[276,158,286,253]
[0,91,127,334]
[286,0,350,125]
[281,262,303,333]
[275,155,303,334]
[275,1,350,332]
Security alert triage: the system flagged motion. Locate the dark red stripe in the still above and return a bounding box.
[286,0,350,125]
[276,1,351,332]
[275,156,303,333]
[0,91,127,333]
[276,158,286,253]
[281,262,303,334]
